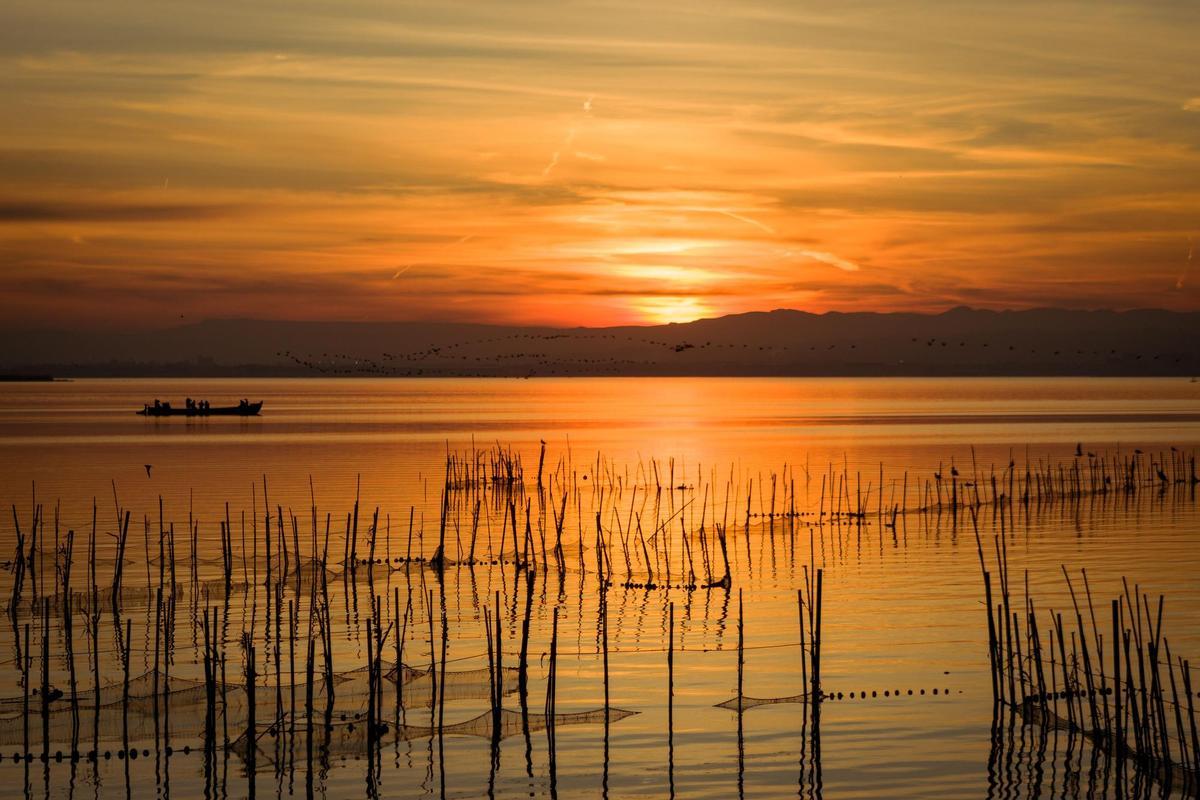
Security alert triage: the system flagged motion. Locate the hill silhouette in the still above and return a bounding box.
[3,307,1197,377]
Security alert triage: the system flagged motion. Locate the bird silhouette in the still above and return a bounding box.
[144,464,152,478]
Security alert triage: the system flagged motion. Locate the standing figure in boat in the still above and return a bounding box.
[137,398,261,416]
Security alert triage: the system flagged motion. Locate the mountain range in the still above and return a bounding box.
[2,307,1197,377]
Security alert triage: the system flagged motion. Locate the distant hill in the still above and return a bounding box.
[2,308,1198,377]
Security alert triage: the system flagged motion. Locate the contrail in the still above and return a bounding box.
[542,128,576,177]
[543,95,594,177]
[699,208,860,272]
[800,250,861,272]
[712,209,775,235]
[391,234,474,279]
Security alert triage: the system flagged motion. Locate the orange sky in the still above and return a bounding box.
[1,1,1199,328]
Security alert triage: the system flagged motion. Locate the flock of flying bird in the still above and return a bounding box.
[270,331,1193,377]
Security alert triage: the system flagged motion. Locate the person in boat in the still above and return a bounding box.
[153,399,161,410]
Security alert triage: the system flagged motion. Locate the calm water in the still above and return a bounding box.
[0,377,1198,799]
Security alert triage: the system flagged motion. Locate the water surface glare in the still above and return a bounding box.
[0,377,1198,799]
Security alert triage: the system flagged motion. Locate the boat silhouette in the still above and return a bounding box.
[138,401,263,417]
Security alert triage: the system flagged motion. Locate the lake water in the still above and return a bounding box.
[0,377,1198,799]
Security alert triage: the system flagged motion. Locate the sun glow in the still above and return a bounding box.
[634,296,711,325]
[612,264,728,284]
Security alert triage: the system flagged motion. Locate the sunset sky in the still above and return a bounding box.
[2,0,1199,328]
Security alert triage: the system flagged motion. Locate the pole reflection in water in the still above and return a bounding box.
[0,438,1197,799]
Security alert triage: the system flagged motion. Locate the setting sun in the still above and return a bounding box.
[635,295,713,324]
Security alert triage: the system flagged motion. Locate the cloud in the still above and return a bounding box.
[542,127,577,176]
[3,1,1200,327]
[0,201,238,223]
[799,250,861,272]
[711,209,776,235]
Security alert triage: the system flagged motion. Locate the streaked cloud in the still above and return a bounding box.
[0,0,1197,327]
[0,200,239,222]
[798,251,861,273]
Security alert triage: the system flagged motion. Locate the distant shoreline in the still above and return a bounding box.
[0,374,55,382]
[3,369,1196,380]
[4,308,1198,380]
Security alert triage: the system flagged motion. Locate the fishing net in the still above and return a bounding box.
[229,706,638,768]
[714,692,812,711]
[0,663,525,748]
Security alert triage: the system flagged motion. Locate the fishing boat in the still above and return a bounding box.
[137,400,263,417]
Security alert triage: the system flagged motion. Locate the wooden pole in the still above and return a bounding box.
[1112,600,1123,759]
[812,569,823,728]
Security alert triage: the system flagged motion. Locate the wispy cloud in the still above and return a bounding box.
[0,200,238,223]
[3,0,1199,327]
[543,95,596,177]
[711,210,776,235]
[798,250,861,272]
